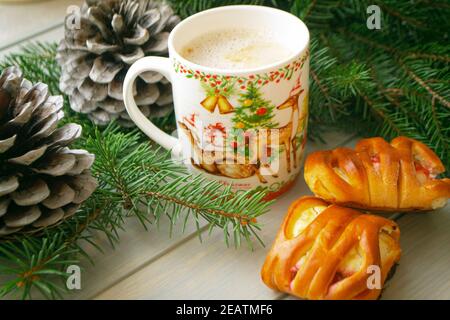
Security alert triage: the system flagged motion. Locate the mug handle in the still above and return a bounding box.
[123,56,182,155]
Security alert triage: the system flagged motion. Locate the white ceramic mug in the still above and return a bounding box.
[123,5,310,199]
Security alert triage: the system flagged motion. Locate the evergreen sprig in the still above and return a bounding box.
[0,122,272,299]
[0,44,272,299]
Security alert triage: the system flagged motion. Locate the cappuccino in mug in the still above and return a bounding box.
[181,28,293,70]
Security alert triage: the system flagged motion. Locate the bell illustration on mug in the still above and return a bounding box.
[123,5,310,199]
[201,95,235,114]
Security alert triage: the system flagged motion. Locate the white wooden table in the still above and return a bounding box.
[1,0,449,300]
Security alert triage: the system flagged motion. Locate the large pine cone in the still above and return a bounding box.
[0,67,97,237]
[56,0,180,127]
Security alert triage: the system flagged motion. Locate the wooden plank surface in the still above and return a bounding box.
[70,214,207,299]
[1,0,450,301]
[0,0,83,51]
[381,209,450,300]
[0,27,63,58]
[94,183,299,300]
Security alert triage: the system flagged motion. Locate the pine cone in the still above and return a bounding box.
[0,67,97,237]
[56,0,180,127]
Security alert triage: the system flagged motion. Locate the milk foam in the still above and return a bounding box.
[181,28,292,70]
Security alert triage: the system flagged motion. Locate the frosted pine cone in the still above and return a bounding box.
[56,0,180,127]
[0,67,97,237]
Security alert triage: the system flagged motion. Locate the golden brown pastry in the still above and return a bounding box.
[304,136,450,211]
[261,196,401,300]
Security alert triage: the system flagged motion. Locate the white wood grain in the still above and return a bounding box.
[0,0,83,51]
[381,208,450,300]
[70,215,208,299]
[95,187,301,300]
[0,27,63,58]
[4,0,447,302]
[93,132,355,300]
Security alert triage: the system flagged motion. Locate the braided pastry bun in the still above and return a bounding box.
[261,197,401,300]
[304,137,450,211]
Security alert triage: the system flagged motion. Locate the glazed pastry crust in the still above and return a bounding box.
[304,136,450,211]
[261,196,401,300]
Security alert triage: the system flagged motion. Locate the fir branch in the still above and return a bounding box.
[88,125,272,245]
[406,52,450,63]
[397,59,450,109]
[430,97,450,160]
[302,0,318,19]
[0,43,273,299]
[0,234,81,299]
[374,0,425,29]
[0,124,273,299]
[310,69,330,103]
